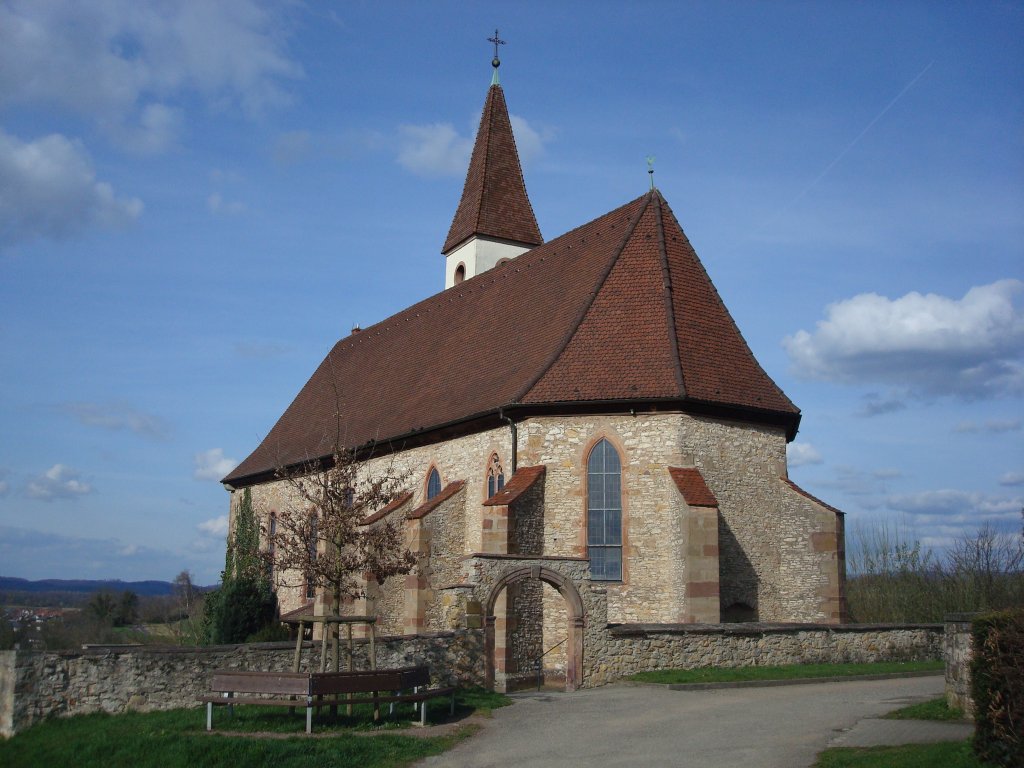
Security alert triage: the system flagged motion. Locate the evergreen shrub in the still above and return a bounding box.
[971,608,1023,767]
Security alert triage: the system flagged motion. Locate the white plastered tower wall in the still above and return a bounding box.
[444,236,532,288]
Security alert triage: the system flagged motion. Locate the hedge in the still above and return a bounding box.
[971,608,1023,767]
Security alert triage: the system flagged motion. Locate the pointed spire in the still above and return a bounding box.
[442,53,542,255]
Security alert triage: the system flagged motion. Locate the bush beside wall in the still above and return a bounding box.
[970,609,1023,767]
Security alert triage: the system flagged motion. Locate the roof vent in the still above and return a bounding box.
[351,325,362,334]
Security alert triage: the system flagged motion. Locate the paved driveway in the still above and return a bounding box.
[417,675,950,767]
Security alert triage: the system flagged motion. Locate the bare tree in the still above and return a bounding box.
[262,444,414,668]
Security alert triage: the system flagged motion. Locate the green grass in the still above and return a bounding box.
[626,660,944,685]
[885,697,966,722]
[0,688,510,768]
[814,740,989,768]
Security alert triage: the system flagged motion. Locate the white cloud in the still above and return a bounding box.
[508,115,550,164]
[0,0,302,150]
[954,419,1021,434]
[61,401,171,440]
[108,103,185,154]
[193,448,237,481]
[1000,471,1024,487]
[397,123,473,177]
[207,193,246,216]
[858,392,906,417]
[396,113,549,177]
[783,280,1024,399]
[27,464,94,500]
[887,489,1023,524]
[787,442,823,467]
[0,128,143,247]
[198,516,229,536]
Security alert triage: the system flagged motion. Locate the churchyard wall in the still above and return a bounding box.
[1,621,944,737]
[0,630,484,737]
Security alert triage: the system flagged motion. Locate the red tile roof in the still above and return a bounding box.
[360,491,413,526]
[225,190,800,486]
[407,480,465,520]
[668,467,718,507]
[442,84,543,254]
[482,465,546,506]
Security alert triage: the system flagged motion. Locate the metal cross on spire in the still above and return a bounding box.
[488,29,505,69]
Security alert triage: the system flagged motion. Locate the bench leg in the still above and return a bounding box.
[207,701,212,731]
[420,696,427,727]
[225,691,234,719]
[306,697,313,734]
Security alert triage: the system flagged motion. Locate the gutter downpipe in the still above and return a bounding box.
[498,407,517,474]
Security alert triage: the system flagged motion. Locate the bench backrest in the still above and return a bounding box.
[209,665,432,697]
[210,671,310,696]
[310,665,431,695]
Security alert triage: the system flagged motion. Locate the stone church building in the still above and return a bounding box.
[223,61,847,691]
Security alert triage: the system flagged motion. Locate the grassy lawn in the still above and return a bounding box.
[0,688,510,768]
[814,696,984,766]
[885,697,966,722]
[813,741,989,768]
[626,660,944,685]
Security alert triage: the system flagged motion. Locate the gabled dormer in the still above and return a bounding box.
[442,62,542,288]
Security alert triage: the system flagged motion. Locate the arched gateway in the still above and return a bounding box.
[480,563,587,691]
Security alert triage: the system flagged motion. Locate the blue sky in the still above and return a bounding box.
[1,1,1021,585]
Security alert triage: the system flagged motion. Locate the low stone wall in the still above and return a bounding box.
[2,621,947,737]
[943,613,976,717]
[0,629,485,737]
[589,622,943,686]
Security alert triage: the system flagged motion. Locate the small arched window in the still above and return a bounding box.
[426,467,442,500]
[454,263,466,284]
[587,438,622,581]
[486,453,505,499]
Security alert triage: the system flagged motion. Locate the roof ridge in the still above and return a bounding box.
[653,192,687,398]
[514,191,654,403]
[659,196,800,418]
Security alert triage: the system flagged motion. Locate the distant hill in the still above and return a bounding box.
[0,577,178,596]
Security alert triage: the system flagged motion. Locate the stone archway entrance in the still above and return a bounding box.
[481,564,586,691]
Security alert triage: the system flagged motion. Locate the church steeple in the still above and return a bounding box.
[442,37,542,288]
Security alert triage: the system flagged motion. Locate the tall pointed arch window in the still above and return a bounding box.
[267,513,277,582]
[305,512,318,600]
[426,467,442,500]
[587,439,622,581]
[486,454,505,499]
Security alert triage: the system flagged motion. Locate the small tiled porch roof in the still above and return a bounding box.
[482,465,546,506]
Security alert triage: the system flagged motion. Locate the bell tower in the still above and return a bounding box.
[442,31,543,288]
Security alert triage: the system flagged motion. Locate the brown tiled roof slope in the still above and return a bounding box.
[442,85,543,254]
[225,190,799,485]
[668,467,718,507]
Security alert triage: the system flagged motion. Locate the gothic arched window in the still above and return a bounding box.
[426,467,442,500]
[486,453,505,499]
[587,438,622,581]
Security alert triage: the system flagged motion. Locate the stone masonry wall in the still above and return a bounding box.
[0,630,485,737]
[588,623,943,686]
[944,613,976,717]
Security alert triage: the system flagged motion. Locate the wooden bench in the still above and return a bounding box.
[199,666,456,733]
